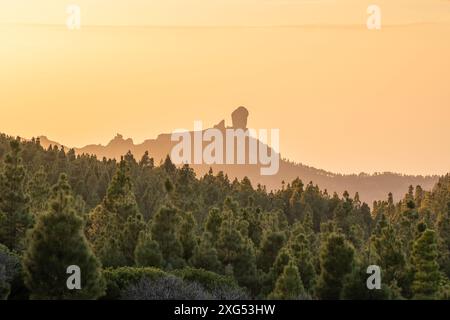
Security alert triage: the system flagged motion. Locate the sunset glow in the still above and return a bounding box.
[1,0,449,175]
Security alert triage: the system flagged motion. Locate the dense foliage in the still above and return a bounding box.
[0,134,449,299]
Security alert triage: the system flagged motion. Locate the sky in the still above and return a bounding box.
[0,0,450,175]
[1,0,450,26]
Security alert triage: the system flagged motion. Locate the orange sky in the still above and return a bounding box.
[0,1,449,175]
[1,0,450,26]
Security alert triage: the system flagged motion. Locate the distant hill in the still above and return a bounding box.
[37,107,440,205]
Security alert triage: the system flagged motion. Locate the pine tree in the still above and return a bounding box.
[269,262,306,300]
[162,155,176,176]
[205,207,222,244]
[216,211,257,292]
[26,166,50,217]
[95,233,127,268]
[411,228,441,299]
[437,202,450,277]
[288,188,302,223]
[84,170,100,207]
[0,140,33,251]
[372,222,406,285]
[414,185,424,209]
[315,233,355,300]
[348,224,365,252]
[86,204,122,266]
[289,232,316,292]
[139,151,154,170]
[191,232,222,273]
[300,182,328,231]
[333,193,353,234]
[302,209,315,247]
[179,212,197,262]
[120,213,146,265]
[232,238,258,293]
[87,160,143,266]
[270,246,292,283]
[216,212,246,266]
[243,207,263,247]
[257,231,286,272]
[257,245,292,297]
[134,230,163,267]
[151,205,185,269]
[23,174,105,299]
[398,200,420,258]
[103,160,141,222]
[387,192,396,216]
[174,164,198,212]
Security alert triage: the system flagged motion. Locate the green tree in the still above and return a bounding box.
[257,231,286,272]
[162,155,176,176]
[23,174,105,299]
[103,160,140,222]
[270,247,292,284]
[437,203,450,277]
[95,233,127,268]
[261,246,292,296]
[316,233,355,300]
[134,230,163,268]
[216,211,257,292]
[151,205,185,269]
[302,209,316,249]
[87,159,143,266]
[26,166,50,217]
[372,222,406,285]
[191,232,222,273]
[120,213,146,265]
[243,207,263,247]
[398,197,419,259]
[205,207,222,244]
[86,205,125,267]
[289,232,316,292]
[269,262,306,300]
[411,228,441,299]
[179,212,197,262]
[232,238,258,293]
[333,193,353,234]
[0,140,33,251]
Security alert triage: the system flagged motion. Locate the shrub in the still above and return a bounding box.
[173,267,237,291]
[208,285,249,300]
[102,266,167,299]
[173,267,248,300]
[0,244,22,300]
[121,276,210,300]
[103,266,249,300]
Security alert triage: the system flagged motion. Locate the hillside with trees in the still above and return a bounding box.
[1,133,449,300]
[36,107,439,205]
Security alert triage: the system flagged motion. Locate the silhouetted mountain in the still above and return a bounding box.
[37,107,440,205]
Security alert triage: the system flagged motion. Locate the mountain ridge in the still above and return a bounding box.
[35,107,441,205]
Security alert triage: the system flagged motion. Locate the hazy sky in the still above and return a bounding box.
[0,0,450,26]
[1,0,450,26]
[1,1,449,175]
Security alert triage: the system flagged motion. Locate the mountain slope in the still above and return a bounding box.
[37,108,440,205]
